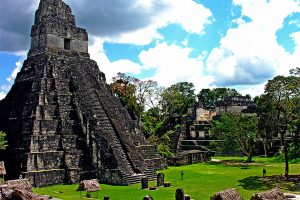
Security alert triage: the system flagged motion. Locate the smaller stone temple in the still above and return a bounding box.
[215,96,257,114]
[0,0,166,187]
[169,95,256,165]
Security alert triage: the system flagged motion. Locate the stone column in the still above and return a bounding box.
[157,173,164,187]
[175,188,185,200]
[141,177,149,189]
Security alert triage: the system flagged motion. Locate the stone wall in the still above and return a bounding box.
[24,169,65,187]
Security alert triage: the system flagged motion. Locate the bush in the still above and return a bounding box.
[0,131,7,150]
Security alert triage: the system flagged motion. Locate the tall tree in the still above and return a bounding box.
[263,73,300,176]
[160,82,196,119]
[111,73,160,121]
[135,79,160,110]
[256,94,278,156]
[210,113,258,163]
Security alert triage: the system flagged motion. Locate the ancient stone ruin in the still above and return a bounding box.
[0,179,49,200]
[210,188,243,200]
[168,95,257,165]
[250,188,285,200]
[0,0,166,187]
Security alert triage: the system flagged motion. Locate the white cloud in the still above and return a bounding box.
[137,42,213,91]
[206,0,300,87]
[105,0,212,45]
[181,39,189,47]
[89,38,143,82]
[239,83,266,98]
[1,0,212,51]
[89,40,212,91]
[6,61,22,83]
[290,32,300,47]
[0,59,24,100]
[104,26,164,46]
[162,0,212,35]
[289,19,300,27]
[0,92,6,100]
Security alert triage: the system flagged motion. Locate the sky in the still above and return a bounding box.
[1,0,300,100]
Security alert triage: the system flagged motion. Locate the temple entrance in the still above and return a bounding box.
[64,38,71,50]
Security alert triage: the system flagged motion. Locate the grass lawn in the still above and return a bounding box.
[34,156,300,200]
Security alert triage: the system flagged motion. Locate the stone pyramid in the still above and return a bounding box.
[0,0,166,187]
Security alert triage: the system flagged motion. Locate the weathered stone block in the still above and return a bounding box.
[176,188,185,200]
[157,173,164,187]
[250,188,284,200]
[141,177,149,189]
[210,188,243,200]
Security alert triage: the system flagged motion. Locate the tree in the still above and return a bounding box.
[210,113,258,163]
[197,88,241,107]
[0,131,7,150]
[262,73,300,176]
[288,68,300,155]
[111,73,160,123]
[135,79,159,110]
[160,82,196,119]
[111,73,175,157]
[256,94,278,156]
[111,72,160,111]
[141,82,196,157]
[111,76,141,120]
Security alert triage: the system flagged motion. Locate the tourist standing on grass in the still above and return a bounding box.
[181,171,184,180]
[263,168,266,178]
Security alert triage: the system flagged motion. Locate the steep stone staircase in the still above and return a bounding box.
[69,60,158,184]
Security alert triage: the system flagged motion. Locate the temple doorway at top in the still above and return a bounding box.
[64,38,71,50]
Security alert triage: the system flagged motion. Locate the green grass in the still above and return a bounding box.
[34,157,300,200]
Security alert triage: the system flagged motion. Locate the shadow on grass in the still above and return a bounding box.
[240,175,300,193]
[238,176,276,190]
[207,161,263,169]
[240,167,250,170]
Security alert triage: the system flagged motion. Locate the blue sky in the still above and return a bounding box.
[1,0,300,100]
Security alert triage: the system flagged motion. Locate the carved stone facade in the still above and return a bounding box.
[0,0,166,187]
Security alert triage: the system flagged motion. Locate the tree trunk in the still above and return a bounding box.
[280,129,289,178]
[284,141,289,178]
[246,154,252,163]
[263,140,267,157]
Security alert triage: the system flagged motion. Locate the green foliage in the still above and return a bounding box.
[275,143,300,162]
[111,76,141,119]
[258,70,300,174]
[141,82,196,157]
[197,87,241,107]
[141,107,164,138]
[160,82,196,118]
[210,113,258,162]
[0,131,7,150]
[256,94,279,156]
[208,141,221,152]
[147,130,174,158]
